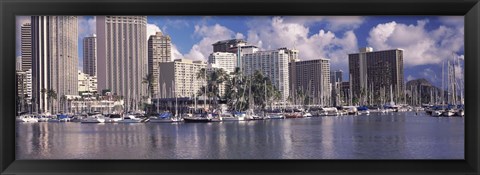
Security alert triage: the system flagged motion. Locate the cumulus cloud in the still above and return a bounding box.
[78,16,96,38]
[184,24,242,61]
[438,16,464,27]
[246,16,359,71]
[367,19,464,67]
[421,68,438,83]
[147,23,162,39]
[171,44,184,60]
[324,16,365,31]
[407,75,415,81]
[146,23,184,61]
[282,16,365,32]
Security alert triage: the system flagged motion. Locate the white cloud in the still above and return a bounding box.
[147,23,162,39]
[421,68,438,83]
[171,44,183,61]
[438,16,464,27]
[78,16,96,39]
[184,24,240,61]
[246,16,359,71]
[324,16,365,31]
[407,75,415,81]
[367,19,464,67]
[282,16,365,32]
[146,23,184,61]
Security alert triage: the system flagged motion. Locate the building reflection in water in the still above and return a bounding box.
[15,113,464,159]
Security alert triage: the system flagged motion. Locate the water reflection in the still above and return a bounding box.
[16,112,464,159]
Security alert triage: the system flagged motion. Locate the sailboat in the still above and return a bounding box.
[245,78,263,121]
[184,69,212,123]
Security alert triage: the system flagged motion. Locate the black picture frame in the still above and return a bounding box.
[1,0,479,174]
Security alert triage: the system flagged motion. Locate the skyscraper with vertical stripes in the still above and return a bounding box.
[96,16,147,109]
[31,16,78,113]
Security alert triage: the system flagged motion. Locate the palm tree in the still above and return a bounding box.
[47,89,57,113]
[197,68,228,109]
[143,73,155,102]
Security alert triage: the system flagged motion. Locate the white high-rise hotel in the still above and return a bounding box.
[31,16,78,113]
[242,48,296,100]
[97,16,147,105]
[208,52,237,74]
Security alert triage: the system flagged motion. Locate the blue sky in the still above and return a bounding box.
[16,16,464,88]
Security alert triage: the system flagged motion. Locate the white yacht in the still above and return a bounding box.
[442,110,455,117]
[222,112,246,121]
[323,107,341,116]
[118,114,142,123]
[105,114,123,123]
[81,114,105,123]
[16,114,38,122]
[432,110,443,117]
[303,112,313,117]
[36,115,49,122]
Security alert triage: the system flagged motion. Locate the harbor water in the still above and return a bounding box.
[16,112,464,159]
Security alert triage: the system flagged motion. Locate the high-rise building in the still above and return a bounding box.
[24,69,32,106]
[289,59,331,106]
[212,39,247,53]
[330,70,343,84]
[78,70,98,94]
[16,57,22,71]
[330,70,343,106]
[83,35,97,76]
[21,23,32,71]
[340,81,351,105]
[158,59,207,98]
[208,52,238,97]
[97,16,147,107]
[148,31,171,96]
[16,70,26,111]
[31,16,78,113]
[208,52,237,74]
[242,48,294,100]
[348,47,404,105]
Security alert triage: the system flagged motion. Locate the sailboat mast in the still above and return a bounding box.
[442,61,445,107]
[390,84,393,105]
[264,80,267,110]
[174,80,178,118]
[204,68,207,111]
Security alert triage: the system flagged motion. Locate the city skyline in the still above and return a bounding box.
[16,16,464,88]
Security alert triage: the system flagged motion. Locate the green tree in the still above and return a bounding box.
[142,73,155,100]
[197,68,228,109]
[47,89,57,113]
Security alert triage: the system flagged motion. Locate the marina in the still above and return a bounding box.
[16,111,464,159]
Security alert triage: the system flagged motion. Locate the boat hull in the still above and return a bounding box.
[184,118,211,123]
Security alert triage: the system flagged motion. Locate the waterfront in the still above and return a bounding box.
[16,112,464,159]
